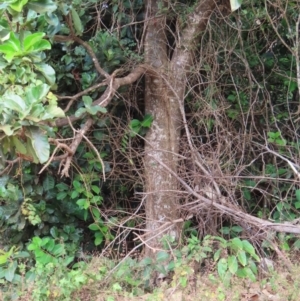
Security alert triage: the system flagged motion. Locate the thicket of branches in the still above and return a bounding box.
[0,0,300,261]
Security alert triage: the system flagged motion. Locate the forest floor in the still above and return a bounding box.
[73,257,300,301]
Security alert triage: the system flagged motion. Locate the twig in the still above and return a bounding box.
[60,118,94,177]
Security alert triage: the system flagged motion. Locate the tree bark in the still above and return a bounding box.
[143,0,216,257]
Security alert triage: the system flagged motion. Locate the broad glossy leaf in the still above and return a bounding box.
[9,0,28,12]
[42,105,65,119]
[27,0,57,13]
[25,139,39,163]
[23,32,45,51]
[27,84,45,103]
[28,104,44,122]
[0,125,14,135]
[25,126,49,163]
[0,32,21,61]
[2,94,26,113]
[230,0,243,12]
[44,12,59,26]
[12,136,27,154]
[28,39,51,53]
[34,63,55,85]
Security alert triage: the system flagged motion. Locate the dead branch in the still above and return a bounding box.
[60,118,94,177]
[0,158,20,176]
[54,65,147,127]
[149,154,300,235]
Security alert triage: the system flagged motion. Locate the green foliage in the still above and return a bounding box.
[75,95,107,117]
[0,246,30,283]
[121,114,154,152]
[214,237,259,285]
[267,131,287,146]
[27,236,73,266]
[0,1,64,164]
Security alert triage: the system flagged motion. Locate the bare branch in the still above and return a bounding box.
[54,65,147,127]
[60,118,94,177]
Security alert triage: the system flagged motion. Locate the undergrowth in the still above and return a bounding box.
[1,234,298,301]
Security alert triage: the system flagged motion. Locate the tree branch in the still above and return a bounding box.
[54,65,147,127]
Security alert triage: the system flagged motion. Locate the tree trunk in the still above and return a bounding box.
[143,0,216,257]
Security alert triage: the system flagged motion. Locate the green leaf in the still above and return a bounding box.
[43,174,55,190]
[217,258,228,279]
[230,0,243,12]
[91,185,100,194]
[0,32,21,61]
[91,207,100,219]
[75,107,87,117]
[73,180,81,190]
[0,125,14,136]
[139,257,152,267]
[9,0,28,12]
[243,267,256,282]
[0,255,8,265]
[12,136,27,154]
[94,232,103,246]
[156,250,169,262]
[296,190,300,202]
[52,244,64,256]
[2,94,26,113]
[88,223,99,231]
[228,256,238,274]
[26,84,49,105]
[27,0,57,13]
[77,198,90,209]
[50,226,59,239]
[214,249,221,261]
[56,191,67,200]
[242,240,257,257]
[230,237,243,251]
[83,96,93,106]
[43,105,65,119]
[71,8,83,36]
[35,63,56,86]
[23,32,47,51]
[141,114,153,128]
[248,259,258,275]
[5,261,17,282]
[130,119,140,127]
[236,267,247,278]
[237,250,247,267]
[25,137,39,163]
[86,105,107,115]
[25,126,50,163]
